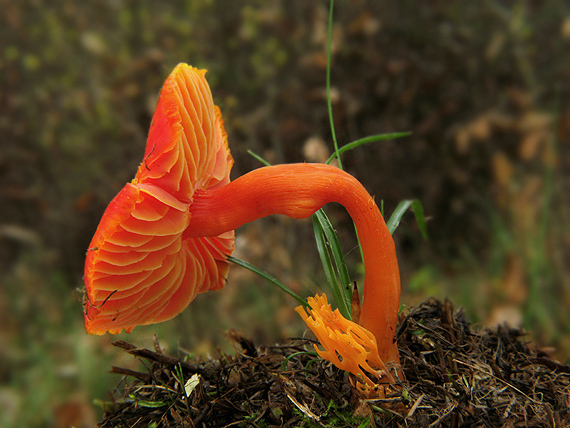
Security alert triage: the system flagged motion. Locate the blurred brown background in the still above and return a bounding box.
[1,1,569,426]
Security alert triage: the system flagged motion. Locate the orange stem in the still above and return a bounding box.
[186,163,400,364]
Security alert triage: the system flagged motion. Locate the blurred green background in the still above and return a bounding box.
[1,1,569,426]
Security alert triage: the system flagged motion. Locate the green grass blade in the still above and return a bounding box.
[326,132,411,165]
[326,0,342,170]
[386,200,413,235]
[312,210,352,318]
[281,351,319,371]
[314,210,352,303]
[227,256,307,307]
[312,213,350,319]
[387,199,429,240]
[128,395,166,408]
[246,149,272,167]
[411,199,429,240]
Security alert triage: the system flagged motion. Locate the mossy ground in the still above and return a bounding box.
[98,299,569,427]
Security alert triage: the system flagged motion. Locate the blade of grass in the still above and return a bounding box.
[128,395,167,408]
[281,351,319,371]
[411,199,429,240]
[227,256,307,307]
[326,0,341,170]
[247,149,272,167]
[386,199,428,240]
[312,213,351,319]
[326,132,411,165]
[314,210,352,305]
[386,200,413,235]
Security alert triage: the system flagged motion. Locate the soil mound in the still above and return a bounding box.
[97,299,569,427]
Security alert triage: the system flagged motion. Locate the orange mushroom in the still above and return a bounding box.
[185,163,400,365]
[84,63,400,370]
[84,64,234,334]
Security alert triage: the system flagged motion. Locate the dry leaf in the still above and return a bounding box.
[348,11,382,36]
[303,136,330,163]
[486,305,523,328]
[521,112,552,132]
[485,32,505,61]
[519,130,547,161]
[454,114,492,153]
[184,374,200,397]
[507,87,532,111]
[502,255,527,304]
[492,151,513,189]
[561,16,570,39]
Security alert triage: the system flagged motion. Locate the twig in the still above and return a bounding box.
[110,366,152,382]
[406,393,425,419]
[112,340,212,375]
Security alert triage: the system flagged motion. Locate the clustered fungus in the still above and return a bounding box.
[84,64,402,393]
[295,294,396,395]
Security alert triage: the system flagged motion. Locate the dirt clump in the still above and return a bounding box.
[97,299,569,427]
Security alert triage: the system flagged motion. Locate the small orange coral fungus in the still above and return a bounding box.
[296,294,395,395]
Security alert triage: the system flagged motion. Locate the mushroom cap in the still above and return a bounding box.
[84,64,234,335]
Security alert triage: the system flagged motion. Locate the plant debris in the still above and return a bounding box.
[96,299,569,427]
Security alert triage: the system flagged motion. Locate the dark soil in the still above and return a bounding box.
[97,299,569,427]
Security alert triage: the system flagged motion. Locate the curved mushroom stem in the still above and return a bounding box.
[186,163,400,365]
